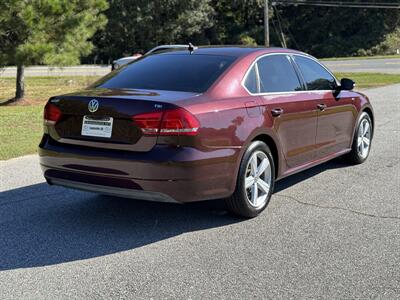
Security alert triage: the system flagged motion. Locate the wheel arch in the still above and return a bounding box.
[251,134,280,179]
[362,106,374,137]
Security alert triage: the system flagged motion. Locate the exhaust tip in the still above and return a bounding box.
[45,177,53,185]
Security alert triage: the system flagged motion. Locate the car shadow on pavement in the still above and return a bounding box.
[0,183,238,271]
[274,157,351,193]
[0,157,350,271]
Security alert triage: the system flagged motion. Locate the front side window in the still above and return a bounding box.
[93,54,236,93]
[294,56,337,90]
[256,55,303,93]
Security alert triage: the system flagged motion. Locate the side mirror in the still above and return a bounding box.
[340,78,355,91]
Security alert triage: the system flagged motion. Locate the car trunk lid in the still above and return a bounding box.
[46,88,199,152]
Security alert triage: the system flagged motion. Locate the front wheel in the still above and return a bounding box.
[225,141,275,218]
[347,112,373,164]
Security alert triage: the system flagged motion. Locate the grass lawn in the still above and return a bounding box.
[335,72,400,88]
[0,105,43,160]
[0,76,99,105]
[0,76,99,160]
[0,73,399,160]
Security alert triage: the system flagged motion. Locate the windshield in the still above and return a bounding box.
[93,54,236,93]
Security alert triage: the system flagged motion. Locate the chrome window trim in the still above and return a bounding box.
[241,52,339,96]
[248,90,334,96]
[254,62,261,93]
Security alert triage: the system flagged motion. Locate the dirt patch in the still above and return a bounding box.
[0,98,45,106]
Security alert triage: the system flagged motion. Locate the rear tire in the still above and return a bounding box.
[225,141,275,218]
[346,112,373,164]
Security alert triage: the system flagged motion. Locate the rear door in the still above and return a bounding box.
[292,55,356,158]
[253,54,319,169]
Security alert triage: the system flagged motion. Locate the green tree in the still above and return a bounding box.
[208,0,265,45]
[90,0,214,62]
[278,5,400,57]
[0,0,108,102]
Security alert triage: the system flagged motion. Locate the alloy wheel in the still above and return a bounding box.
[244,151,272,208]
[357,118,371,159]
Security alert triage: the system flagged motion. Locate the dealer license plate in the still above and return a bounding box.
[81,116,113,138]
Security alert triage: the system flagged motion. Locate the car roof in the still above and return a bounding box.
[153,46,306,58]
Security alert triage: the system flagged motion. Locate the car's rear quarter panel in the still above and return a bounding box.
[182,99,281,195]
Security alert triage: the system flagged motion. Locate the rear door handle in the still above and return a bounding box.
[271,108,284,117]
[317,104,327,111]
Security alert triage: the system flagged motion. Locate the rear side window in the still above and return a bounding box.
[256,55,303,93]
[93,54,235,93]
[244,65,258,93]
[294,56,337,90]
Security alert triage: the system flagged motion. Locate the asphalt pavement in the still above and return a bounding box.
[324,58,400,74]
[0,84,399,299]
[0,65,111,77]
[1,57,399,77]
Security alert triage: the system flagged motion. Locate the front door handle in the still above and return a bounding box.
[271,108,284,117]
[317,104,327,111]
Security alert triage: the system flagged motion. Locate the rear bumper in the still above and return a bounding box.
[47,178,178,203]
[39,135,241,202]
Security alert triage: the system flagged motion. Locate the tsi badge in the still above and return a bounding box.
[88,99,99,113]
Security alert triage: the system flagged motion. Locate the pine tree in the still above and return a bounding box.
[0,0,108,102]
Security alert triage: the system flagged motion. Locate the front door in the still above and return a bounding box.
[315,91,357,157]
[292,55,356,159]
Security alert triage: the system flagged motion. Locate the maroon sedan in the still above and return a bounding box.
[39,46,374,217]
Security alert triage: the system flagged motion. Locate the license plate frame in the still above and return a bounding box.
[81,116,113,138]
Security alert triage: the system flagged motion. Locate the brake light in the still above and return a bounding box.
[132,108,200,136]
[44,103,62,123]
[159,108,200,136]
[132,111,163,135]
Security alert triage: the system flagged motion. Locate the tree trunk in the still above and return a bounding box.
[15,64,25,100]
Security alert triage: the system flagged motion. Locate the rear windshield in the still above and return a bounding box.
[93,54,236,93]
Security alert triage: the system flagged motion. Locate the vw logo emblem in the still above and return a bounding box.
[88,99,99,113]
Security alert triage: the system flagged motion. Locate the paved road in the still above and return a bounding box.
[0,84,399,299]
[1,58,399,78]
[324,58,400,74]
[0,65,110,77]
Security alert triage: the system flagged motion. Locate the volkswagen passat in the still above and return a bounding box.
[39,46,374,217]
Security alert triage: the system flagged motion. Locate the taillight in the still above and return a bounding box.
[44,103,62,123]
[132,111,163,135]
[132,107,200,136]
[159,108,200,136]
